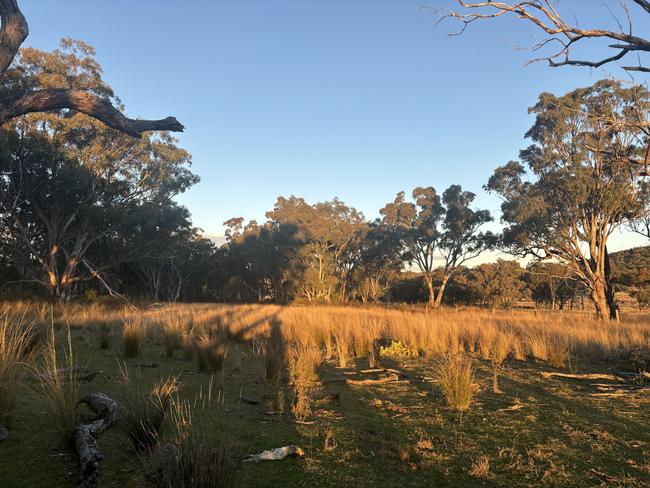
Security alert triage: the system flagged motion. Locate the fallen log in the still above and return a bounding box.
[37,367,102,383]
[360,368,432,382]
[74,393,121,488]
[244,445,305,463]
[540,372,625,382]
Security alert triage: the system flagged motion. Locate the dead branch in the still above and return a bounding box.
[436,1,650,72]
[75,393,121,488]
[540,372,625,382]
[244,445,305,463]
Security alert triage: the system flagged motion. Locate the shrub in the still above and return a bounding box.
[435,354,476,412]
[379,340,417,360]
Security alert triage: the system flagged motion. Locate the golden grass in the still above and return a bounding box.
[122,317,145,359]
[35,326,79,445]
[435,353,477,412]
[0,315,35,426]
[5,301,649,373]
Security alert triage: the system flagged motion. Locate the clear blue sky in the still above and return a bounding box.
[22,1,648,252]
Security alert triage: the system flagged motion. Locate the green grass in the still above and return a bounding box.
[1,321,649,487]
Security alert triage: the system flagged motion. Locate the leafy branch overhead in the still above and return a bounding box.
[436,1,650,73]
[0,0,183,137]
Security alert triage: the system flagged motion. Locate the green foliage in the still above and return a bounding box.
[486,80,650,318]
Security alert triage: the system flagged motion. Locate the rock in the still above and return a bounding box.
[0,425,9,442]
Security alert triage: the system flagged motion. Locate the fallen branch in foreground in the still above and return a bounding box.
[75,393,121,488]
[244,445,305,463]
[325,373,401,386]
[542,371,650,383]
[360,368,434,382]
[541,372,625,382]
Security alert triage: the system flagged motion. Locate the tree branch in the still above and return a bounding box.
[436,1,650,72]
[0,89,184,137]
[0,2,184,137]
[0,0,27,76]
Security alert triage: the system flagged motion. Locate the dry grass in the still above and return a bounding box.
[1,301,649,486]
[34,326,79,445]
[0,315,35,426]
[435,353,476,412]
[489,332,513,393]
[147,397,240,488]
[122,375,180,452]
[123,317,145,359]
[196,336,228,374]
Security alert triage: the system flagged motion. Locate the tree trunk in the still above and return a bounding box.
[433,275,450,309]
[424,274,435,308]
[603,247,620,322]
[591,279,610,321]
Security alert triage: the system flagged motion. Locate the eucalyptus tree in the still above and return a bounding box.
[380,186,493,308]
[486,80,649,320]
[266,196,366,303]
[433,185,495,308]
[380,188,441,308]
[0,41,196,300]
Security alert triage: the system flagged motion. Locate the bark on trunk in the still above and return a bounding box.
[433,275,450,309]
[591,280,610,321]
[424,274,435,308]
[603,247,620,322]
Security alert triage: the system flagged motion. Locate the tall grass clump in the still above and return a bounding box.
[35,327,79,445]
[435,354,476,413]
[163,316,185,358]
[0,317,35,427]
[196,336,228,374]
[122,376,180,453]
[147,399,240,488]
[287,343,321,421]
[123,317,145,359]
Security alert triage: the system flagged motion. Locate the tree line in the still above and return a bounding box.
[0,41,647,320]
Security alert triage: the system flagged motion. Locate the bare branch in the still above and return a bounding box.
[437,1,650,72]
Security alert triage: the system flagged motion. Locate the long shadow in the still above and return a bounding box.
[313,359,504,487]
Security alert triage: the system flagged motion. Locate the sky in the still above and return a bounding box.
[21,1,649,254]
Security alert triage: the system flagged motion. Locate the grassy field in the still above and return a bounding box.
[1,303,650,487]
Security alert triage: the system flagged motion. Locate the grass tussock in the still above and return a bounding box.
[147,398,240,488]
[435,353,476,413]
[0,316,35,426]
[35,327,79,445]
[123,317,145,359]
[122,375,180,453]
[196,336,228,374]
